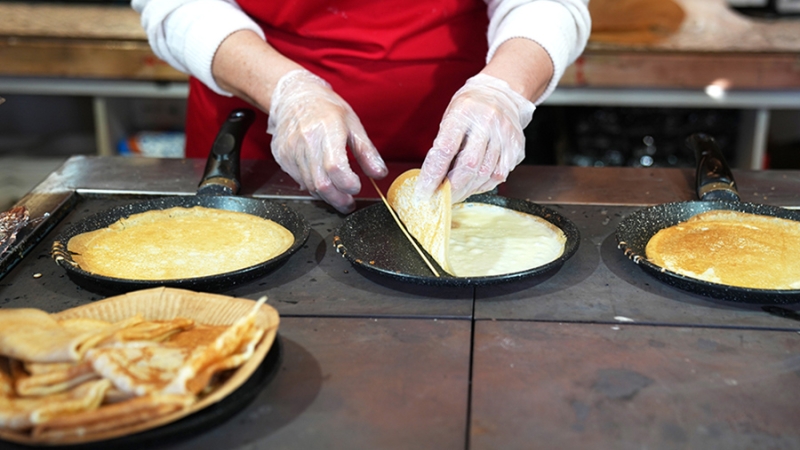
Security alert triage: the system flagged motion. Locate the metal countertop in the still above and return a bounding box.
[1,156,799,449]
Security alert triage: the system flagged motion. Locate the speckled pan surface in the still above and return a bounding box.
[333,193,580,287]
[51,195,311,295]
[616,200,800,304]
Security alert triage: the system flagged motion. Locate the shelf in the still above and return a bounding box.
[2,0,799,168]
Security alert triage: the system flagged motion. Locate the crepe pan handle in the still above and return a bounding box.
[688,133,740,202]
[198,108,256,196]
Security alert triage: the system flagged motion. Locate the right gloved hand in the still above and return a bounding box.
[267,69,388,214]
[415,73,535,204]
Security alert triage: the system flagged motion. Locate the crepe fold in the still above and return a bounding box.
[0,309,143,363]
[387,169,453,274]
[0,373,112,431]
[30,393,195,440]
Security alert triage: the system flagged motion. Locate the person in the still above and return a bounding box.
[132,0,590,213]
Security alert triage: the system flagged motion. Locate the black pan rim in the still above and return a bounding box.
[616,199,800,303]
[334,193,581,287]
[51,196,311,293]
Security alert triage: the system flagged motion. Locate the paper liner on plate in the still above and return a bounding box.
[0,287,279,446]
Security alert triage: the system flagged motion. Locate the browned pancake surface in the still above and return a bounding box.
[68,206,294,280]
[646,210,800,290]
[387,169,453,274]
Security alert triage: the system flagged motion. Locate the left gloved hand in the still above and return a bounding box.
[415,73,535,203]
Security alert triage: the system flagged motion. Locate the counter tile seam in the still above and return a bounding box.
[471,317,800,332]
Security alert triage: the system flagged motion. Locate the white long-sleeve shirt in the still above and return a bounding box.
[131,0,590,104]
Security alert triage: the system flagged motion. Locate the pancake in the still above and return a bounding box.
[645,210,800,290]
[387,169,453,274]
[30,393,194,440]
[386,169,567,277]
[0,379,112,431]
[0,310,143,364]
[15,361,98,397]
[449,203,567,277]
[67,206,294,280]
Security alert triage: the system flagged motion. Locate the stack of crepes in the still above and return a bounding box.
[0,287,275,443]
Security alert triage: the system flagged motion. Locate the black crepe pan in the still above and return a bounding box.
[51,109,311,295]
[616,133,800,304]
[333,193,580,287]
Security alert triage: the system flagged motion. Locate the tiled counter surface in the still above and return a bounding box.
[471,321,800,450]
[0,317,472,450]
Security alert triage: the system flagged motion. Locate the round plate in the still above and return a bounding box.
[63,335,283,450]
[0,285,284,448]
[333,193,580,287]
[51,196,311,295]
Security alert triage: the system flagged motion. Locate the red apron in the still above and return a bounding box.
[185,0,489,162]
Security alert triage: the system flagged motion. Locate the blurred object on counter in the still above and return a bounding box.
[727,0,800,17]
[0,95,96,157]
[589,0,686,44]
[0,157,66,211]
[726,0,769,7]
[0,97,5,106]
[556,107,739,168]
[118,131,185,158]
[767,140,800,169]
[0,206,28,257]
[776,0,800,14]
[765,110,800,168]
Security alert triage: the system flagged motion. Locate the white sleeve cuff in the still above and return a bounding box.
[487,0,590,104]
[161,0,265,96]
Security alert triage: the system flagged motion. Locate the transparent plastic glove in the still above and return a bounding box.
[416,73,535,204]
[268,69,388,214]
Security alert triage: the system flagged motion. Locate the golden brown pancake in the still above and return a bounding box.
[646,210,800,290]
[387,169,453,274]
[67,206,294,280]
[30,393,194,440]
[101,318,196,345]
[15,361,98,397]
[85,296,266,397]
[0,310,142,363]
[0,379,111,431]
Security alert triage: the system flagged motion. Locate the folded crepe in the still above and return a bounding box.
[15,360,98,397]
[0,377,111,431]
[386,169,453,274]
[31,393,194,440]
[86,297,266,397]
[0,309,142,363]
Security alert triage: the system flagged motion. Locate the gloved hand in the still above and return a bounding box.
[416,73,535,204]
[268,69,388,214]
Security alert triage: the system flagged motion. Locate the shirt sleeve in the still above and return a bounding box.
[485,0,591,104]
[131,0,265,96]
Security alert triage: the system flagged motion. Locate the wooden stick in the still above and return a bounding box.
[369,178,440,278]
